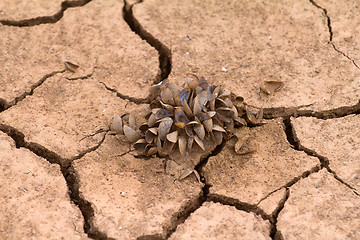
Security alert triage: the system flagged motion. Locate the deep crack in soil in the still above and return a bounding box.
[72,130,108,161]
[269,188,289,240]
[122,0,172,84]
[163,192,205,239]
[0,0,92,27]
[160,140,227,239]
[65,71,94,81]
[262,100,360,120]
[0,69,66,112]
[63,164,115,240]
[308,0,333,42]
[288,119,360,196]
[207,194,270,221]
[309,0,360,69]
[99,81,149,104]
[0,123,114,239]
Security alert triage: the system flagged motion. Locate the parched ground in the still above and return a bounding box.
[0,0,359,239]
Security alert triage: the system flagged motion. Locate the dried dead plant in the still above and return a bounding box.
[110,74,263,179]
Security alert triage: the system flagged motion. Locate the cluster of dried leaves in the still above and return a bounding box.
[111,74,263,161]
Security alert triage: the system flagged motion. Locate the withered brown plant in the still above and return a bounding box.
[111,74,262,160]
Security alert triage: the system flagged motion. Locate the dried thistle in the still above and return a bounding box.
[111,74,262,169]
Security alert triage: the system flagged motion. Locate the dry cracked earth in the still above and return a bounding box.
[0,0,360,239]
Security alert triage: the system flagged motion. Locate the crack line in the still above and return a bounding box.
[164,191,205,239]
[262,100,360,120]
[287,118,359,196]
[71,130,109,161]
[99,81,149,104]
[65,71,94,81]
[123,0,172,84]
[0,69,66,113]
[65,58,98,81]
[0,123,114,239]
[331,43,360,69]
[256,164,321,207]
[159,140,226,239]
[309,0,359,69]
[207,194,270,221]
[0,0,92,27]
[269,188,289,240]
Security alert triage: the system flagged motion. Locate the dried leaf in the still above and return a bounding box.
[151,108,162,114]
[246,108,263,125]
[234,117,247,126]
[194,135,205,151]
[219,88,231,98]
[128,114,137,130]
[64,61,79,72]
[145,129,156,143]
[179,87,190,105]
[265,80,284,92]
[175,108,189,125]
[186,73,200,90]
[257,108,263,122]
[193,90,209,115]
[225,118,234,133]
[194,124,205,140]
[178,136,187,156]
[166,131,178,143]
[175,122,186,128]
[161,87,175,105]
[183,99,194,118]
[158,117,173,140]
[193,169,201,183]
[156,108,173,120]
[133,139,147,153]
[147,147,157,156]
[260,86,271,95]
[148,113,157,127]
[110,114,123,133]
[187,120,200,125]
[213,131,223,145]
[207,111,216,118]
[213,124,226,132]
[234,136,255,155]
[139,123,149,132]
[195,112,210,122]
[185,125,195,137]
[156,136,162,151]
[203,118,213,132]
[179,168,194,180]
[187,137,194,152]
[164,139,175,152]
[123,125,140,142]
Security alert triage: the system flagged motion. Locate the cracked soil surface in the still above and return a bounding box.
[0,0,359,239]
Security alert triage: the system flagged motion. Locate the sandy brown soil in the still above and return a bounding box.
[0,0,359,239]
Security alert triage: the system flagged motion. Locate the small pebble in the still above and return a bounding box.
[222,67,227,72]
